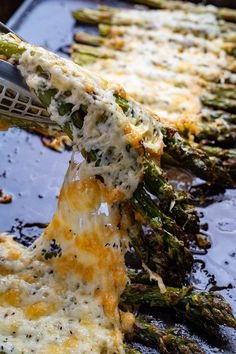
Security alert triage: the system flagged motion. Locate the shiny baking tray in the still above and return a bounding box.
[0,1,235,353]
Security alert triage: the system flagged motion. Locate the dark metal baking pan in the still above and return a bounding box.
[0,1,235,353]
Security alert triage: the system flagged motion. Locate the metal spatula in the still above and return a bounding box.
[0,21,54,126]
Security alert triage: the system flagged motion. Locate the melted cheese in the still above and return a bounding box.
[0,161,130,353]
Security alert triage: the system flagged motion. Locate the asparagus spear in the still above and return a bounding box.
[0,115,59,133]
[131,316,205,354]
[200,110,236,125]
[208,84,236,100]
[143,155,199,233]
[201,95,236,114]
[200,145,236,160]
[72,43,115,59]
[98,22,236,46]
[196,122,236,148]
[218,7,236,23]
[199,146,236,178]
[72,8,114,25]
[74,32,106,47]
[128,225,190,287]
[121,283,236,330]
[161,127,232,187]
[99,24,119,38]
[132,185,186,240]
[130,187,193,279]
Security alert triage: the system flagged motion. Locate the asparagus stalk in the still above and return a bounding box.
[201,95,236,114]
[73,30,236,63]
[132,185,186,241]
[127,231,188,286]
[199,146,236,177]
[208,84,236,100]
[73,33,126,52]
[122,188,193,287]
[143,155,199,233]
[74,32,106,47]
[72,8,114,25]
[99,24,117,38]
[0,115,59,133]
[72,43,115,58]
[200,145,236,160]
[72,52,98,66]
[200,110,236,125]
[121,283,236,330]
[131,316,204,354]
[128,226,190,287]
[161,127,232,187]
[196,122,236,148]
[130,186,193,277]
[218,8,236,23]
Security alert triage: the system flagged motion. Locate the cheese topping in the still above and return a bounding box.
[72,7,235,134]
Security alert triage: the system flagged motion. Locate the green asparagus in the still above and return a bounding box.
[74,32,106,47]
[143,155,199,233]
[201,96,236,114]
[121,283,236,330]
[196,122,236,148]
[200,110,236,125]
[131,316,205,354]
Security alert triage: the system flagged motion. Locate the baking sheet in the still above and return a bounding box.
[0,0,235,352]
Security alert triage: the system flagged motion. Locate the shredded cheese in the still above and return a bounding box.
[72,7,235,135]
